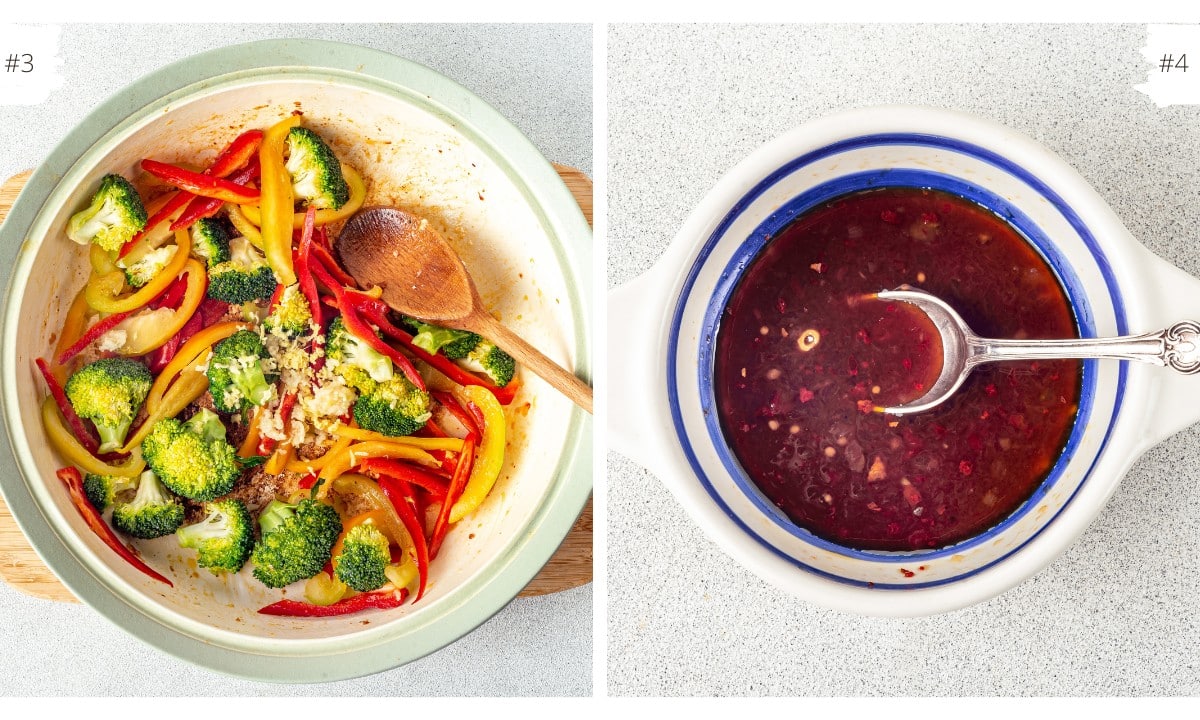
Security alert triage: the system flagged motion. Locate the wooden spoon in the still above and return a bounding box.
[335,207,593,414]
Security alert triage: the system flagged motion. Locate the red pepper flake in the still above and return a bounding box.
[775,297,787,313]
[959,460,973,476]
[798,387,815,403]
[902,357,912,370]
[984,383,997,396]
[880,209,899,224]
[920,211,939,224]
[899,568,915,578]
[855,328,870,344]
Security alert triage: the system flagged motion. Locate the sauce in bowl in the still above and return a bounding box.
[713,187,1081,551]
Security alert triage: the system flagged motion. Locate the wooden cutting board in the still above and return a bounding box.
[0,165,593,601]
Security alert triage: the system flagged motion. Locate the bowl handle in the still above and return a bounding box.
[1131,249,1200,453]
[607,262,679,477]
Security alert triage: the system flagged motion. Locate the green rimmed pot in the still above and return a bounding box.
[0,38,592,682]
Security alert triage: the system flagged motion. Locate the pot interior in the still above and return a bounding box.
[7,75,583,652]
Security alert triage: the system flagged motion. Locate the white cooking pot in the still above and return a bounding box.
[609,105,1200,617]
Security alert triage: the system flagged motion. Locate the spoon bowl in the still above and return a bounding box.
[877,288,1200,415]
[336,206,594,413]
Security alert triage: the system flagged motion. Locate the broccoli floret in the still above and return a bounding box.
[334,522,390,592]
[190,216,232,269]
[122,245,178,288]
[176,498,254,574]
[141,413,239,501]
[82,473,137,512]
[66,174,148,253]
[263,283,312,338]
[250,499,342,588]
[353,374,432,437]
[111,470,185,539]
[207,330,275,413]
[401,317,481,360]
[208,236,275,303]
[65,358,152,453]
[461,340,516,387]
[326,315,393,394]
[285,127,350,211]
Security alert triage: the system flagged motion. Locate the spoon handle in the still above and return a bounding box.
[970,321,1200,373]
[469,311,594,414]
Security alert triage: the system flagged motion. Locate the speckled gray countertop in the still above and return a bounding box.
[607,23,1200,696]
[0,23,591,696]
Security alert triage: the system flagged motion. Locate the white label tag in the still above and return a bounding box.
[1135,24,1200,107]
[0,24,64,106]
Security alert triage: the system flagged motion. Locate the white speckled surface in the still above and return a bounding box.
[607,23,1200,696]
[0,23,591,696]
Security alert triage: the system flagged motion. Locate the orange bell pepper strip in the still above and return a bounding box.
[259,114,303,286]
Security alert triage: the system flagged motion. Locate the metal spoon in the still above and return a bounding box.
[335,207,593,414]
[876,288,1200,415]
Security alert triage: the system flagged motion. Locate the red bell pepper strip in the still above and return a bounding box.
[56,310,133,366]
[56,467,173,587]
[429,434,475,559]
[351,298,518,405]
[141,159,260,204]
[309,242,357,288]
[168,157,262,232]
[36,358,100,454]
[309,257,426,390]
[431,390,480,437]
[377,474,430,601]
[361,457,449,498]
[258,589,406,616]
[121,131,264,256]
[294,206,324,332]
[121,191,191,258]
[258,391,297,456]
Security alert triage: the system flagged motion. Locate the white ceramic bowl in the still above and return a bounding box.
[609,105,1200,617]
[0,40,591,680]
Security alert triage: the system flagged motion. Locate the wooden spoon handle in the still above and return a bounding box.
[470,311,593,414]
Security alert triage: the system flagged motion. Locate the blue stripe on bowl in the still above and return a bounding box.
[666,133,1128,589]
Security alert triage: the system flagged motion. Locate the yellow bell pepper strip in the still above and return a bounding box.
[314,441,438,500]
[385,558,419,594]
[334,426,464,453]
[86,228,192,315]
[140,159,261,204]
[226,202,265,251]
[57,467,172,586]
[448,385,506,523]
[89,243,119,276]
[304,570,348,606]
[110,259,207,356]
[146,320,248,414]
[119,366,209,454]
[241,163,366,229]
[42,398,145,477]
[259,114,303,286]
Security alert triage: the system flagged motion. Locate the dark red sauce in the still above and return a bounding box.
[714,187,1081,551]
